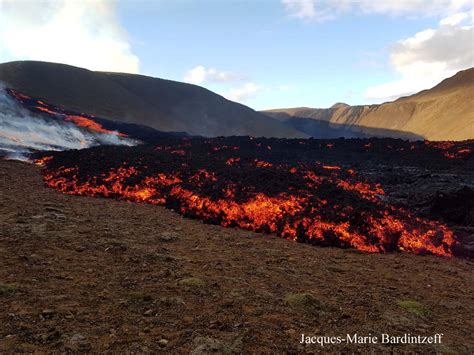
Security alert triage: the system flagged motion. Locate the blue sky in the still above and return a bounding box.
[1,0,473,110]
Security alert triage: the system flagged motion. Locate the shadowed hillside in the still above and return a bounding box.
[0,61,306,138]
[264,68,474,141]
[1,61,472,141]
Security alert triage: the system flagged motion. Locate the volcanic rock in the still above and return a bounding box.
[158,231,179,242]
[191,337,238,355]
[158,339,169,347]
[64,333,91,352]
[41,309,55,319]
[430,186,474,224]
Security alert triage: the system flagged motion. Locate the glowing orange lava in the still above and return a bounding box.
[64,115,127,137]
[39,142,459,257]
[6,88,127,138]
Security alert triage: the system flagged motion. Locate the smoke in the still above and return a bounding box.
[0,85,137,161]
[0,0,140,73]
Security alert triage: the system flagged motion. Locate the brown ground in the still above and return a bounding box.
[0,160,473,353]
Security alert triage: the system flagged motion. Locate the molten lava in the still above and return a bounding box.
[12,86,469,257]
[64,116,127,137]
[34,156,53,166]
[35,137,469,257]
[6,88,126,138]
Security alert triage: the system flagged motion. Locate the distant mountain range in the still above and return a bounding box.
[263,68,474,141]
[0,61,472,140]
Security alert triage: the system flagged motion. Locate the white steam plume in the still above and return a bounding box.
[0,85,137,161]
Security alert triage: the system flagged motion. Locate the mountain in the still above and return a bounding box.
[0,61,306,138]
[1,61,471,141]
[264,68,474,141]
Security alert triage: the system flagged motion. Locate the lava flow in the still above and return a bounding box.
[6,88,127,137]
[34,137,472,257]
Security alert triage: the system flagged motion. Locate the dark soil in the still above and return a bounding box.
[0,160,473,353]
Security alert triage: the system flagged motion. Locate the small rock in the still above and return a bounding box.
[41,329,61,343]
[191,337,237,355]
[28,254,40,261]
[158,339,169,347]
[159,231,179,242]
[64,333,91,351]
[159,296,184,306]
[50,212,67,219]
[41,309,55,319]
[143,309,154,316]
[65,313,75,319]
[44,206,65,213]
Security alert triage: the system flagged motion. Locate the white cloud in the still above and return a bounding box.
[281,1,473,102]
[356,0,472,16]
[282,0,472,22]
[281,0,336,21]
[365,15,474,101]
[219,83,293,103]
[439,11,471,25]
[0,0,140,73]
[222,82,263,102]
[282,0,316,20]
[184,65,238,85]
[183,65,264,103]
